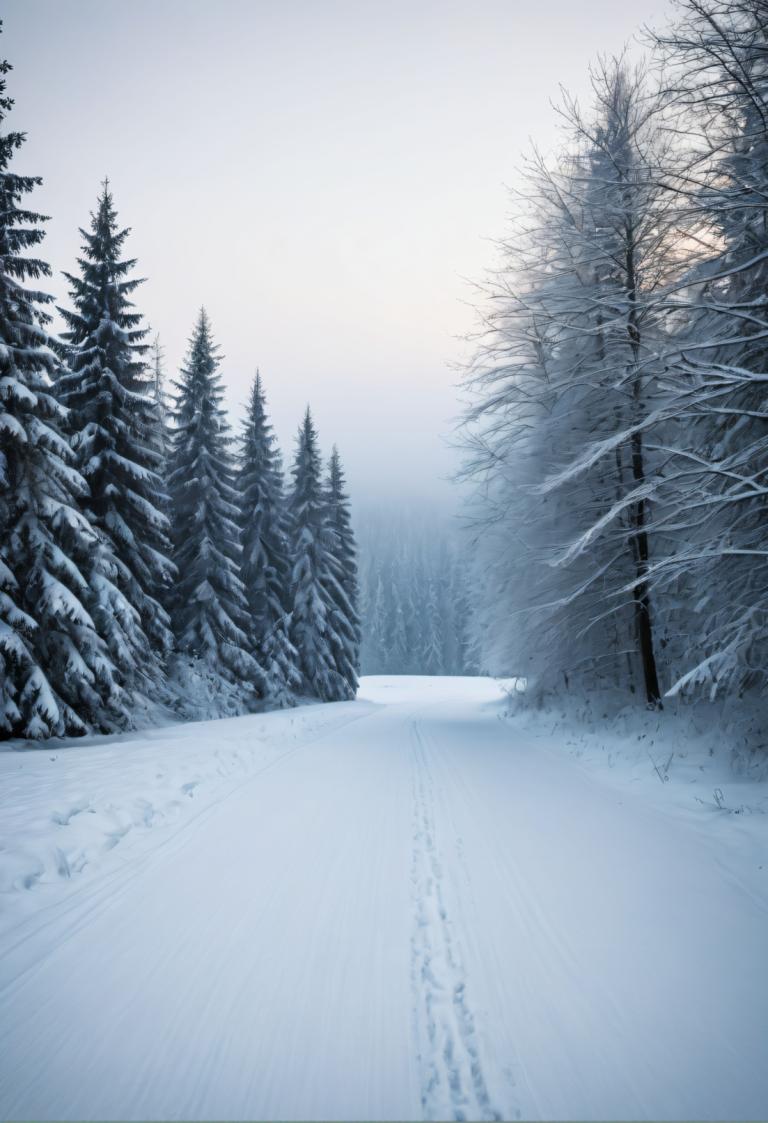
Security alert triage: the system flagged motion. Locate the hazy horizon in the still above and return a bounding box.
[5,0,673,509]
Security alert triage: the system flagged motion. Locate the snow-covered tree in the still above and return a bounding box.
[361,569,388,673]
[649,0,768,697]
[238,370,299,705]
[449,556,479,675]
[149,333,172,471]
[0,39,122,738]
[57,182,174,697]
[323,447,360,698]
[387,580,409,672]
[461,61,683,704]
[168,309,260,692]
[287,408,347,700]
[356,510,477,676]
[421,576,444,675]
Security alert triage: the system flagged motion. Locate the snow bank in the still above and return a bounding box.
[0,699,371,928]
[497,685,768,876]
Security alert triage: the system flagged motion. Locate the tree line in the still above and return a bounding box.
[0,30,359,740]
[358,511,479,676]
[460,0,768,709]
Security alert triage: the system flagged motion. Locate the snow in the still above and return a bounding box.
[1,676,767,1121]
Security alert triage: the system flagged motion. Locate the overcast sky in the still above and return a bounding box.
[4,0,673,509]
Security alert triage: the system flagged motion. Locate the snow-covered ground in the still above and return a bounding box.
[1,676,766,1121]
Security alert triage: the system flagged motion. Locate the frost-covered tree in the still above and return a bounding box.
[287,408,347,700]
[0,40,121,738]
[361,569,388,673]
[388,580,409,672]
[149,333,172,471]
[649,0,768,697]
[421,576,444,675]
[238,370,299,705]
[461,61,683,704]
[402,554,421,674]
[168,309,260,691]
[323,447,360,698]
[57,182,174,696]
[449,556,479,675]
[356,510,478,676]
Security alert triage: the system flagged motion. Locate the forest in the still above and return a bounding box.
[0,34,360,740]
[460,0,768,721]
[2,2,768,1120]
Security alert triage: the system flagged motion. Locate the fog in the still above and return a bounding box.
[5,0,672,508]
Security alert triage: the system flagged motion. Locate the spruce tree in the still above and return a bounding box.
[323,447,360,699]
[422,577,444,675]
[451,557,478,675]
[288,408,343,700]
[57,182,174,696]
[0,37,121,738]
[168,309,260,690]
[388,579,409,673]
[238,370,299,705]
[361,569,387,674]
[149,333,172,472]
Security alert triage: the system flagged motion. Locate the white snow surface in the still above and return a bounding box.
[1,675,766,1121]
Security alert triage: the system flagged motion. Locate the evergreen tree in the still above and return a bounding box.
[167,309,260,690]
[422,576,444,675]
[406,552,428,675]
[323,447,360,699]
[57,182,174,696]
[287,408,344,700]
[0,36,121,738]
[149,333,172,470]
[238,370,299,705]
[397,554,415,673]
[362,569,387,673]
[451,558,479,675]
[388,579,409,672]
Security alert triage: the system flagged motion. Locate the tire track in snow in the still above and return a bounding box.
[409,718,503,1122]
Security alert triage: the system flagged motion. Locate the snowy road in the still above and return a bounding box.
[1,677,767,1121]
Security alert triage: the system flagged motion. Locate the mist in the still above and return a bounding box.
[4,0,672,509]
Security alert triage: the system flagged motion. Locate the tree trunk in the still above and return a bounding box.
[626,241,663,708]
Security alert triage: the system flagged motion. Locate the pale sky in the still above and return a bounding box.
[4,0,673,508]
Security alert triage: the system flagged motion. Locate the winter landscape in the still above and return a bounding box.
[1,0,768,1120]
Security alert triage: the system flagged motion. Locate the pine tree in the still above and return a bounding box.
[149,333,172,470]
[238,370,299,705]
[400,545,420,674]
[323,447,360,698]
[361,568,387,674]
[167,309,260,691]
[451,557,479,675]
[388,578,409,673]
[422,576,444,675]
[57,182,174,697]
[288,408,344,700]
[0,35,121,738]
[407,553,428,675]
